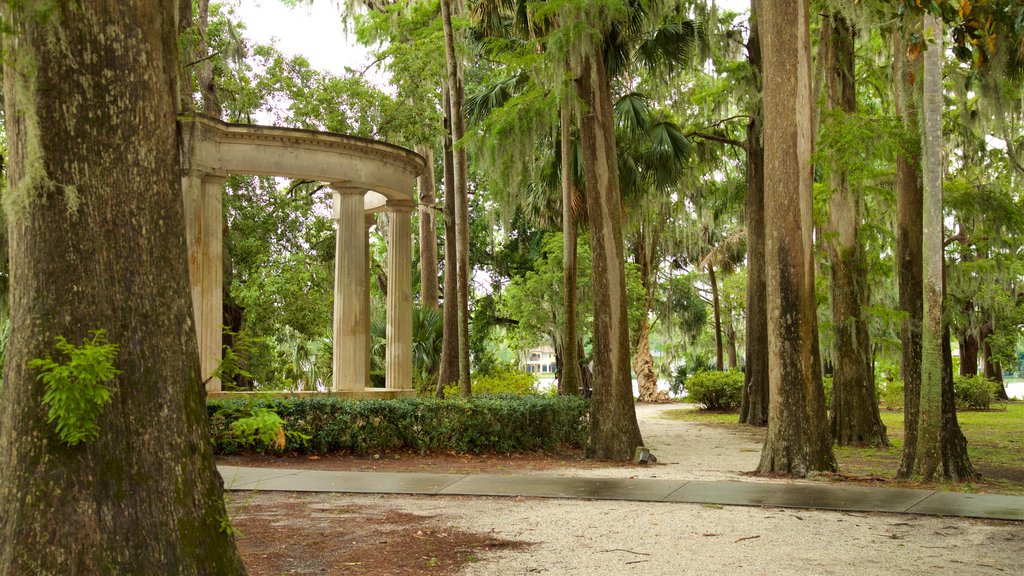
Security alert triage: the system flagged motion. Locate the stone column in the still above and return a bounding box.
[331,186,369,392]
[183,172,225,392]
[364,214,375,386]
[386,202,415,390]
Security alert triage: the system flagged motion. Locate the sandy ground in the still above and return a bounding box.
[533,403,769,482]
[234,403,1024,575]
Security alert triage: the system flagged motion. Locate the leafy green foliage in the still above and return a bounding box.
[442,364,539,397]
[954,375,998,411]
[29,330,120,446]
[217,406,309,453]
[684,370,743,410]
[208,395,589,455]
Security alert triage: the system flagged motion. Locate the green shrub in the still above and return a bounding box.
[208,395,590,455]
[685,370,744,410]
[440,366,538,398]
[880,378,904,409]
[822,376,833,408]
[954,375,997,410]
[30,330,120,446]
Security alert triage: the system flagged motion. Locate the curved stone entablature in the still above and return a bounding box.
[177,114,424,395]
[179,114,425,211]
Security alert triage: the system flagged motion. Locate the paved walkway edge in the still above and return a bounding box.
[218,466,1024,522]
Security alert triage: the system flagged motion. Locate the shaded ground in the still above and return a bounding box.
[222,402,1024,575]
[228,492,526,575]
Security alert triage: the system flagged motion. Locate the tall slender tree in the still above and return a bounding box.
[757,0,836,475]
[739,0,768,426]
[0,1,246,572]
[440,0,472,396]
[821,13,888,447]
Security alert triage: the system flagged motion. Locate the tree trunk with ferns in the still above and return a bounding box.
[576,49,643,459]
[0,2,246,572]
[756,0,836,476]
[822,13,888,447]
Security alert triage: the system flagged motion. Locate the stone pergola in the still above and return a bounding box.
[178,115,425,394]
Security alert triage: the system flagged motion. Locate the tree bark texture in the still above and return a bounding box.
[916,11,945,480]
[416,144,439,310]
[633,226,665,402]
[958,303,979,376]
[560,102,581,396]
[196,0,221,118]
[940,324,975,480]
[440,0,472,396]
[893,19,925,479]
[757,0,836,476]
[0,2,246,573]
[709,262,724,371]
[436,84,460,396]
[725,319,738,371]
[739,0,768,427]
[576,50,644,459]
[822,14,888,447]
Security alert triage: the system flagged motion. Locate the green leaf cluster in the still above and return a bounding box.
[29,330,120,447]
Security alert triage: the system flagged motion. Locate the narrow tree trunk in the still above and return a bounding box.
[196,0,221,118]
[958,306,979,376]
[739,0,769,427]
[436,85,460,396]
[823,14,888,447]
[917,11,946,480]
[757,0,836,476]
[940,324,975,480]
[0,3,245,572]
[440,0,471,396]
[893,18,925,479]
[576,49,643,460]
[560,102,581,396]
[417,144,439,310]
[725,319,738,370]
[981,321,1008,399]
[708,263,725,371]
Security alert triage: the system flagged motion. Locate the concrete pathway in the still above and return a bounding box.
[219,465,1024,522]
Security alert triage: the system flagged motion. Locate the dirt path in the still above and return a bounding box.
[226,403,1023,575]
[531,403,766,481]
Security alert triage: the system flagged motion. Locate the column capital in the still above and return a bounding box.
[386,199,416,213]
[365,214,376,228]
[330,184,369,195]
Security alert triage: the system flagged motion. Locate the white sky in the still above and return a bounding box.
[234,0,751,81]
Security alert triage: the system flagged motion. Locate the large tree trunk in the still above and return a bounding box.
[822,14,888,447]
[633,226,664,402]
[893,17,925,479]
[560,102,581,396]
[940,324,975,479]
[739,0,769,427]
[917,11,947,480]
[417,145,439,310]
[708,263,725,371]
[440,0,471,396]
[0,2,246,573]
[576,49,643,460]
[436,85,459,396]
[757,0,836,476]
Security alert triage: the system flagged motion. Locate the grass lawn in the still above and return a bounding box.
[663,402,1024,495]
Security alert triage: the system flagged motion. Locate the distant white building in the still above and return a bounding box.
[522,346,557,375]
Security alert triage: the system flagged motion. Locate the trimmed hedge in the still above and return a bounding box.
[685,370,744,410]
[208,395,590,455]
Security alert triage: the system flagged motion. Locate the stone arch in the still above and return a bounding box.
[178,115,425,394]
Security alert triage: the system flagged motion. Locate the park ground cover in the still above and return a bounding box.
[662,402,1024,495]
